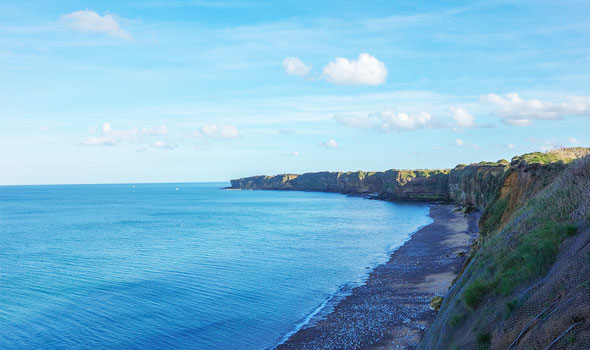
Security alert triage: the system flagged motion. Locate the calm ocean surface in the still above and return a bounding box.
[0,183,431,350]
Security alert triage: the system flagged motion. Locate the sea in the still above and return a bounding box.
[0,182,432,349]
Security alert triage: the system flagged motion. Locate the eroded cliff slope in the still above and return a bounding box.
[420,148,590,350]
[231,147,590,349]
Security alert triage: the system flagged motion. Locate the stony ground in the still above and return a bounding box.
[276,205,479,350]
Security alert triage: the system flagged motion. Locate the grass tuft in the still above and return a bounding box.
[463,279,494,309]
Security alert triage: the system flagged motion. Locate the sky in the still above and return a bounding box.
[1,0,589,185]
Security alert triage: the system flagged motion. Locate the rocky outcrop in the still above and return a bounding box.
[447,163,509,210]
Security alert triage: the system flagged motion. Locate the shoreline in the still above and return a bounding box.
[275,204,479,350]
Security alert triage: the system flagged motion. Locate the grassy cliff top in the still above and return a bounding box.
[513,147,590,165]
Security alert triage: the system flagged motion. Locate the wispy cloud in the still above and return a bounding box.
[136,0,265,9]
[333,114,373,129]
[60,10,132,40]
[455,138,479,149]
[152,140,177,150]
[82,122,138,145]
[568,137,581,144]
[481,93,590,126]
[335,109,444,132]
[82,123,170,146]
[282,57,311,77]
[141,125,168,136]
[375,110,435,131]
[320,139,339,149]
[196,124,240,139]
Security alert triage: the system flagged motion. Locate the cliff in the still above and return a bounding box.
[420,148,590,349]
[231,147,590,349]
[230,148,589,211]
[231,162,506,206]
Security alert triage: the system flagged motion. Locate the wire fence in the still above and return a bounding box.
[420,156,590,350]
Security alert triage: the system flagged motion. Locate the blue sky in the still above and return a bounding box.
[1,0,589,185]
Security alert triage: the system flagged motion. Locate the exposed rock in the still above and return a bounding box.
[429,296,443,311]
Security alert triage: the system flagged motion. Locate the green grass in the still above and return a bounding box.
[518,151,579,165]
[463,279,494,309]
[567,334,577,344]
[449,313,465,328]
[476,332,491,349]
[478,159,509,166]
[495,222,577,295]
[504,298,519,319]
[521,152,560,164]
[481,197,509,234]
[462,222,577,308]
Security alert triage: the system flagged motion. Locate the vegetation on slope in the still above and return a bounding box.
[420,152,590,349]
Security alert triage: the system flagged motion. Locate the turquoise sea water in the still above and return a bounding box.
[0,183,431,349]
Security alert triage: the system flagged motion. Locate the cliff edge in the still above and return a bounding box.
[231,147,590,349]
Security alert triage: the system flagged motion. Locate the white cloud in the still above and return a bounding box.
[508,143,516,149]
[569,137,581,144]
[450,106,476,128]
[320,139,339,149]
[282,57,311,77]
[198,124,240,139]
[60,10,132,40]
[152,140,176,149]
[82,122,171,146]
[142,125,168,136]
[334,109,442,132]
[504,118,533,126]
[333,114,372,129]
[322,53,387,85]
[481,93,590,126]
[82,122,139,145]
[374,109,435,131]
[455,138,479,149]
